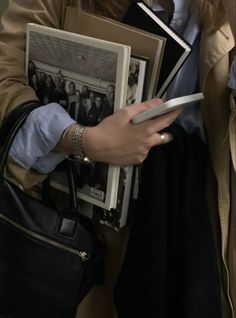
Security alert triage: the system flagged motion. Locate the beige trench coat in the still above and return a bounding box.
[0,1,235,317]
[199,22,235,317]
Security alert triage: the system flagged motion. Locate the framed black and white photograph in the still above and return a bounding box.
[126,55,148,105]
[26,23,131,211]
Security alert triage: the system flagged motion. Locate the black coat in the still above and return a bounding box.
[114,124,221,318]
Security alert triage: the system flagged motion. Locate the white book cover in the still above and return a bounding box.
[48,56,148,230]
[98,55,148,229]
[26,23,131,211]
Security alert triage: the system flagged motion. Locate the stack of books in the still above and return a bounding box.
[26,1,191,230]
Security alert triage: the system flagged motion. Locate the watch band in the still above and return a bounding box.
[72,125,93,164]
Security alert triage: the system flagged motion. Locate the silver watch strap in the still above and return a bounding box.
[72,125,93,164]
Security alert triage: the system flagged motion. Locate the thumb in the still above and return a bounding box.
[126,98,163,119]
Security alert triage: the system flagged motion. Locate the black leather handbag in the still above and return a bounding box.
[0,102,106,318]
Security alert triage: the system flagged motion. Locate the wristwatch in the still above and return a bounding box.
[72,125,93,164]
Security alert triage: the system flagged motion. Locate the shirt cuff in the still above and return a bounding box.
[31,151,67,173]
[9,102,76,171]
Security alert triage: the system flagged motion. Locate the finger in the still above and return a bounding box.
[158,132,174,145]
[127,98,163,119]
[150,132,174,147]
[141,108,182,134]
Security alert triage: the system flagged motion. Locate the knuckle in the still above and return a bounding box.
[163,117,172,127]
[144,139,153,149]
[135,156,145,165]
[120,107,129,117]
[133,150,147,165]
[146,126,154,136]
[138,143,148,153]
[142,101,151,110]
[142,126,153,137]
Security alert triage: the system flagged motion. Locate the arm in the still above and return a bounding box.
[9,103,76,173]
[1,0,181,182]
[58,100,180,166]
[0,0,76,177]
[0,0,73,179]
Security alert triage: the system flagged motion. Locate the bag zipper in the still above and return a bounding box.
[0,213,89,262]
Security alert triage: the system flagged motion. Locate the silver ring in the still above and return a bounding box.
[160,133,166,144]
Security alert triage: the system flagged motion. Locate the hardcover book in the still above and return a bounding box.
[63,6,165,99]
[26,23,130,212]
[122,1,192,97]
[26,23,148,229]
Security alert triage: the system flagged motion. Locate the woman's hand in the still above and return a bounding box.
[57,98,181,166]
[81,98,181,166]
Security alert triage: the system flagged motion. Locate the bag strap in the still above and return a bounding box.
[0,101,80,211]
[41,160,79,210]
[0,100,41,146]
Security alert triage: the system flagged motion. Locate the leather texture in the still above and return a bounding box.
[0,103,106,318]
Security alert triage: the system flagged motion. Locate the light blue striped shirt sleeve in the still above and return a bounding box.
[9,103,76,173]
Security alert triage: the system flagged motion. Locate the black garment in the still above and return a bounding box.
[114,124,221,318]
[87,103,100,126]
[76,103,100,126]
[37,81,46,101]
[77,103,88,126]
[54,89,68,107]
[98,99,113,122]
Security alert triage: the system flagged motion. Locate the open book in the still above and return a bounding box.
[26,23,148,229]
[123,1,192,97]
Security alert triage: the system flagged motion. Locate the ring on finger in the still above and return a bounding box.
[159,133,167,144]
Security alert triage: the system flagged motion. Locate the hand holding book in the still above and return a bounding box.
[25,22,185,226]
[57,97,181,166]
[132,93,204,124]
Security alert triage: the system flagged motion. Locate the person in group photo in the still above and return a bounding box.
[67,80,77,111]
[0,0,235,318]
[126,61,139,105]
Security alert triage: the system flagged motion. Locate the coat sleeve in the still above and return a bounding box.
[0,0,69,189]
[0,0,66,123]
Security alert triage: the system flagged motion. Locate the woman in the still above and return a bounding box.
[80,1,236,317]
[67,81,77,112]
[0,1,179,317]
[0,0,235,317]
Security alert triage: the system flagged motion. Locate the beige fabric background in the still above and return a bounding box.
[0,0,8,17]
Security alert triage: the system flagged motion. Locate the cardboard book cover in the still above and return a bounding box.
[63,6,165,99]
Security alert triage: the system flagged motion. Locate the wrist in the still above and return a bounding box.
[55,124,75,153]
[72,124,93,164]
[82,125,112,164]
[82,126,99,162]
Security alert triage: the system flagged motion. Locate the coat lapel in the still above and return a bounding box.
[200,22,235,86]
